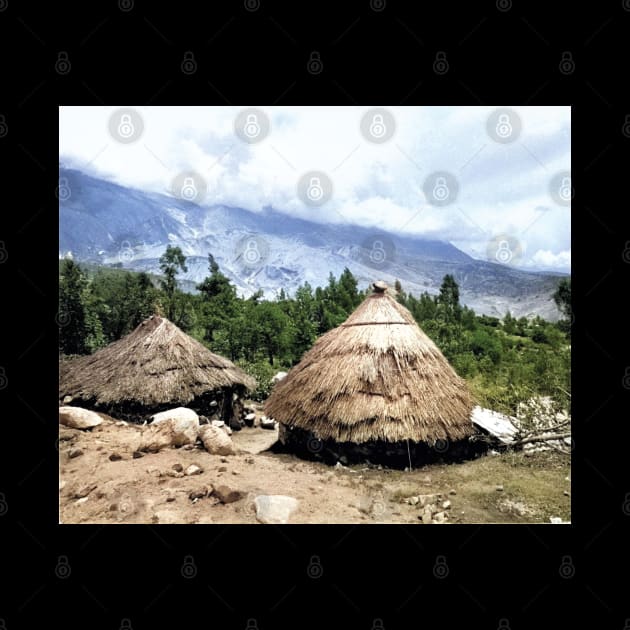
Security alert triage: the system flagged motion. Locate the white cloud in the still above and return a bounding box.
[59,105,571,272]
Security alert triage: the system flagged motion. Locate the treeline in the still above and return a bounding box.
[59,246,571,410]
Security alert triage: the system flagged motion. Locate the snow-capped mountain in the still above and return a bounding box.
[58,168,565,320]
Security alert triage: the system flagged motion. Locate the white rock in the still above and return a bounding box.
[59,406,103,430]
[254,495,299,524]
[433,511,447,523]
[199,424,236,456]
[272,371,288,383]
[151,407,199,425]
[408,496,419,506]
[245,413,256,421]
[550,517,569,524]
[138,416,199,452]
[442,500,451,510]
[185,465,203,476]
[75,497,89,505]
[211,419,225,427]
[222,425,233,436]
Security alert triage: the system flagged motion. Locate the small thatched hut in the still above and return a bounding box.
[59,315,255,422]
[265,281,476,465]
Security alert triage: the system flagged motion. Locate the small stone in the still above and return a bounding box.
[213,485,244,504]
[109,503,118,511]
[185,464,203,476]
[59,406,103,430]
[563,490,570,496]
[449,489,456,495]
[63,395,73,404]
[73,483,97,499]
[68,448,83,459]
[442,500,451,510]
[116,421,127,427]
[75,497,89,505]
[132,451,144,459]
[220,457,229,463]
[109,452,123,461]
[218,466,227,472]
[231,471,239,475]
[433,511,447,523]
[172,463,184,472]
[211,419,225,428]
[496,485,504,492]
[245,457,255,464]
[189,486,210,501]
[165,470,184,478]
[421,512,432,524]
[408,496,419,506]
[243,413,256,427]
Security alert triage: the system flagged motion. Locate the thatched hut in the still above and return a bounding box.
[265,281,476,465]
[59,315,255,423]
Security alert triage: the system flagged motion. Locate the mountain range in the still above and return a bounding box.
[58,167,566,320]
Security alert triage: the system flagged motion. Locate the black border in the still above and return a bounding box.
[4,1,627,628]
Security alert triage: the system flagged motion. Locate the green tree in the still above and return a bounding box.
[59,259,89,355]
[437,274,462,323]
[159,245,187,320]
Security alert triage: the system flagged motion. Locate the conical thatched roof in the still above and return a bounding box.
[59,315,255,410]
[264,282,474,444]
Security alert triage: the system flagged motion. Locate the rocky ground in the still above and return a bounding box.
[59,411,571,525]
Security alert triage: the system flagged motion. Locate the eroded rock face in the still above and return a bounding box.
[59,406,103,430]
[199,425,236,456]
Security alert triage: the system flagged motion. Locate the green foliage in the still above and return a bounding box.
[59,247,571,418]
[237,359,284,402]
[159,245,188,320]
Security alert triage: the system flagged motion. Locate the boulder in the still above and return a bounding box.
[272,371,288,383]
[260,416,276,431]
[254,495,299,524]
[59,406,103,430]
[199,425,235,455]
[151,407,199,425]
[213,485,244,504]
[138,416,199,453]
[243,413,256,427]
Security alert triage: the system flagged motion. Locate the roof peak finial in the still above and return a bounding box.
[372,281,388,293]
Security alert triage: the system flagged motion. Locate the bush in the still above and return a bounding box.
[237,359,287,402]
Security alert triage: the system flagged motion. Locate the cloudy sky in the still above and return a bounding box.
[59,105,571,272]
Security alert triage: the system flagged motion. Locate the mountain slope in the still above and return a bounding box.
[58,168,565,320]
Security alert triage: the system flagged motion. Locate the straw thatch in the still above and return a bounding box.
[59,315,255,418]
[264,282,474,444]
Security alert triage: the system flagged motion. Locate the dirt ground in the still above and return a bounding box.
[59,414,571,525]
